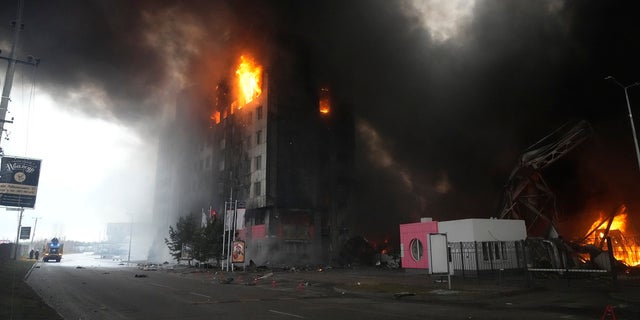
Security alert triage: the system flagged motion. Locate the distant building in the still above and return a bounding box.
[151,52,355,265]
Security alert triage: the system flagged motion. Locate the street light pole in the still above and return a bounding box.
[605,76,640,172]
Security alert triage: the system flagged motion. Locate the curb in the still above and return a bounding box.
[23,261,38,281]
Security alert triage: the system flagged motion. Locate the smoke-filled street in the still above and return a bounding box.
[23,253,639,319]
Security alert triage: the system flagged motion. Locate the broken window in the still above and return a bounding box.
[256,130,263,144]
[254,181,262,196]
[257,105,263,120]
[255,155,262,170]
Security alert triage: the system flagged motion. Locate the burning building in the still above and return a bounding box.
[150,51,355,265]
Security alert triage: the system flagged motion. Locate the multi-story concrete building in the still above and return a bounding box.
[151,53,354,265]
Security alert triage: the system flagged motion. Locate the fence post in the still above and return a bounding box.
[460,242,465,279]
[522,240,532,287]
[515,240,521,269]
[605,236,618,289]
[474,241,480,279]
[489,242,494,272]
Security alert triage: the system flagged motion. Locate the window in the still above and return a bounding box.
[220,138,226,149]
[409,238,423,261]
[256,130,262,145]
[257,105,263,120]
[255,155,262,170]
[254,181,262,196]
[219,159,225,171]
[244,158,251,174]
[254,211,265,225]
[246,135,251,148]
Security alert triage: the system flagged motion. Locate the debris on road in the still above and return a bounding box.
[134,274,148,278]
[257,272,273,280]
[393,292,416,299]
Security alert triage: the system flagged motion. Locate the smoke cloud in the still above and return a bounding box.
[3,0,640,242]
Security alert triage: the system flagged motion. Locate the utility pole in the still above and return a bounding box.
[30,216,40,248]
[0,0,40,148]
[13,208,24,260]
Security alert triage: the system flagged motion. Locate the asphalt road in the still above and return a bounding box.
[25,253,630,319]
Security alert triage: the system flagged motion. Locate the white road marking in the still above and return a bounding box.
[189,292,212,299]
[269,309,305,318]
[149,282,173,289]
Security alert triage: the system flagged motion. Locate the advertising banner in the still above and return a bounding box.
[225,209,234,231]
[232,240,245,263]
[428,233,450,274]
[235,208,246,230]
[0,156,42,208]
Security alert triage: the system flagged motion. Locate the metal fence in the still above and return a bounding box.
[446,239,617,287]
[448,241,526,278]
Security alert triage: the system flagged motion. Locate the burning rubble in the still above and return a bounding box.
[529,204,640,273]
[576,205,640,268]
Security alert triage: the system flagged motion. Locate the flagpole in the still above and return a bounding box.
[221,201,226,271]
[231,200,237,272]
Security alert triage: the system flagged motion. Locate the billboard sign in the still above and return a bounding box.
[20,226,31,240]
[0,156,42,208]
[428,233,449,274]
[232,240,245,263]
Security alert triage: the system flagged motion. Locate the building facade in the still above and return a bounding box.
[151,53,354,265]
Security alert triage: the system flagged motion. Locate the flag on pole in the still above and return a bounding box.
[201,208,207,227]
[236,208,246,230]
[225,209,234,231]
[210,206,217,219]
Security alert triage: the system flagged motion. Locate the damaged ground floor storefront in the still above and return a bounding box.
[223,205,353,268]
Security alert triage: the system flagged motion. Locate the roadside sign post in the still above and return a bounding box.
[0,156,42,259]
[20,225,31,239]
[428,233,452,290]
[13,207,24,259]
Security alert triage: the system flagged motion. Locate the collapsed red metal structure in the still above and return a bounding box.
[498,120,592,238]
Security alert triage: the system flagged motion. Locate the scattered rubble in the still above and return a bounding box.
[219,277,234,284]
[137,264,159,271]
[257,272,274,280]
[393,292,416,299]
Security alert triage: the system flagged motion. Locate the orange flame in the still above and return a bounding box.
[236,55,262,107]
[584,206,640,266]
[211,111,221,124]
[319,87,330,115]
